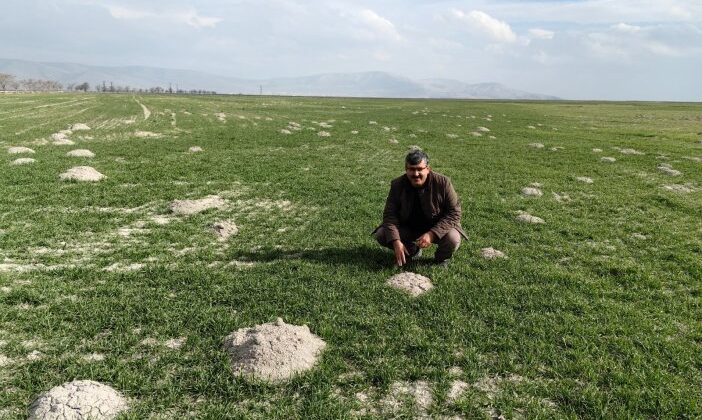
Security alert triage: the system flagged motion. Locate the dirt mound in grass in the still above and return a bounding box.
[169,195,226,215]
[480,247,506,259]
[387,272,433,296]
[521,187,543,197]
[516,211,545,224]
[658,164,681,176]
[188,146,203,153]
[28,380,128,419]
[576,176,594,184]
[212,221,238,240]
[223,317,326,382]
[67,149,95,158]
[59,166,105,182]
[11,158,36,165]
[8,146,35,154]
[134,131,161,138]
[70,123,91,131]
[600,156,616,162]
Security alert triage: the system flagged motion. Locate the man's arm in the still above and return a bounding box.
[382,180,402,243]
[429,178,462,240]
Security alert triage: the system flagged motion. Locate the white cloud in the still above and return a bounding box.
[528,28,555,40]
[107,5,147,20]
[175,10,222,28]
[612,23,641,33]
[450,9,517,43]
[355,9,402,42]
[105,4,221,29]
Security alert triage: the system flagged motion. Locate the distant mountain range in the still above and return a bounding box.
[0,58,559,100]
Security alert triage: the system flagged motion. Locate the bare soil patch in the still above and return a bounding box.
[169,196,226,215]
[28,380,129,420]
[223,318,326,382]
[516,211,545,224]
[134,131,161,138]
[70,123,91,131]
[480,247,506,259]
[11,158,35,165]
[600,157,616,162]
[67,149,95,158]
[59,166,105,182]
[521,187,543,197]
[386,272,433,297]
[8,146,35,154]
[212,221,238,240]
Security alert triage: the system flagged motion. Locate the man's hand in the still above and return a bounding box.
[392,240,408,266]
[416,231,435,249]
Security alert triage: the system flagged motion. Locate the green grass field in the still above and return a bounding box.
[1,93,700,418]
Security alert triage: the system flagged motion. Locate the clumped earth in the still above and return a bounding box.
[386,272,434,296]
[11,158,36,165]
[8,146,35,154]
[188,146,203,153]
[66,149,95,158]
[27,380,129,420]
[70,123,91,131]
[516,211,545,224]
[59,166,105,182]
[601,156,616,162]
[169,196,226,215]
[481,247,506,259]
[212,220,238,240]
[521,187,543,197]
[223,318,327,382]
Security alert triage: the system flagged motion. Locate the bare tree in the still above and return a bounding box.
[0,73,16,90]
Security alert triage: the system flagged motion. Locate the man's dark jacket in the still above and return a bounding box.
[374,171,468,242]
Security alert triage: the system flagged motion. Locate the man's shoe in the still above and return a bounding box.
[408,246,422,261]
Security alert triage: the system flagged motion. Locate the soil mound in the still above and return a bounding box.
[480,247,506,259]
[223,318,326,382]
[59,166,105,182]
[70,123,91,131]
[11,158,36,165]
[8,146,35,154]
[620,148,644,155]
[658,164,681,176]
[212,221,238,240]
[576,176,593,184]
[169,195,226,215]
[67,149,95,158]
[600,157,616,162]
[516,212,545,224]
[387,272,433,296]
[28,380,128,419]
[134,131,161,138]
[528,143,544,149]
[188,146,203,153]
[520,187,543,197]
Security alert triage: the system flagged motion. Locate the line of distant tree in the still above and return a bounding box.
[0,73,216,95]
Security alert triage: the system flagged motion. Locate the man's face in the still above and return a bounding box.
[405,160,431,188]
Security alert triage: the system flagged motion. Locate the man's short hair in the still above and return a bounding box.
[405,150,429,166]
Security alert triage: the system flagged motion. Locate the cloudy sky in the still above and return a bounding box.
[2,0,701,100]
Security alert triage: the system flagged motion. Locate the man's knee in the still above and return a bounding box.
[439,229,461,251]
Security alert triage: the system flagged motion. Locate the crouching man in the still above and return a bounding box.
[373,150,467,267]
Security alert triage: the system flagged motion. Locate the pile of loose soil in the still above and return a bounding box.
[70,123,91,131]
[223,318,326,382]
[11,158,36,165]
[134,131,161,138]
[27,380,128,420]
[576,176,593,184]
[520,187,543,197]
[620,148,644,155]
[318,131,331,137]
[515,212,545,224]
[592,148,603,152]
[386,272,433,297]
[8,146,35,154]
[528,143,544,149]
[212,221,238,240]
[600,157,616,162]
[169,196,226,215]
[480,247,506,259]
[658,164,681,176]
[188,146,203,153]
[67,149,95,158]
[662,184,696,193]
[59,166,105,182]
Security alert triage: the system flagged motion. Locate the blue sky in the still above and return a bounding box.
[2,0,701,100]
